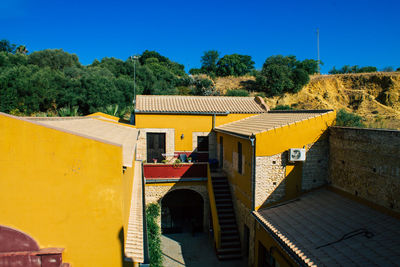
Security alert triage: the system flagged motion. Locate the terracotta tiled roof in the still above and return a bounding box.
[135,95,268,114]
[125,160,145,262]
[254,189,400,266]
[26,117,137,167]
[215,110,333,136]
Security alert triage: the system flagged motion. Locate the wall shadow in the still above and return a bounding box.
[119,227,134,267]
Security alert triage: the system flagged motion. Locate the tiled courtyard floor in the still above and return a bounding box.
[161,233,247,267]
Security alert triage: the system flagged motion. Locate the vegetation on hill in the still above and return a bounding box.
[1,38,399,128]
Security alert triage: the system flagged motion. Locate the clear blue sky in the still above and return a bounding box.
[1,0,399,73]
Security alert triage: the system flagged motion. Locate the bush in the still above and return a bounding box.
[146,203,163,267]
[335,109,365,127]
[225,89,249,96]
[272,105,292,110]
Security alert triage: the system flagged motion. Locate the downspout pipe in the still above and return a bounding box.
[250,134,256,211]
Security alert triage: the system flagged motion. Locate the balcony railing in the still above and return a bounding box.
[143,162,208,183]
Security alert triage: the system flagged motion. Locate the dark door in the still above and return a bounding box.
[147,133,166,162]
[219,136,223,168]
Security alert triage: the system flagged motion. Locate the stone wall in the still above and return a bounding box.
[255,154,286,207]
[254,138,329,208]
[302,139,330,191]
[329,127,400,212]
[144,183,210,232]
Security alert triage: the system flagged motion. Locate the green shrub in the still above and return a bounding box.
[225,89,249,96]
[272,105,292,110]
[146,203,163,267]
[335,109,365,127]
[255,92,266,98]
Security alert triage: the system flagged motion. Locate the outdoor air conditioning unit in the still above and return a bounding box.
[288,148,306,162]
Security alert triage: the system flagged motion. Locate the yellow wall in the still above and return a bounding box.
[217,132,253,209]
[122,165,135,247]
[255,112,336,156]
[255,224,296,267]
[0,114,126,267]
[136,113,256,151]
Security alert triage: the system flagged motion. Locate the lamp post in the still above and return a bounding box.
[130,55,140,106]
[130,55,140,125]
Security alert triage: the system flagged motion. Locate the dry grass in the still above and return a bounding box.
[209,72,400,130]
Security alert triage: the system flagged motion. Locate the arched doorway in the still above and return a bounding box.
[161,189,204,234]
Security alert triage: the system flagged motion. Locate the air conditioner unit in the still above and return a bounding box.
[289,148,306,162]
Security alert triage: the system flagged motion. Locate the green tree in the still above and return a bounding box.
[216,54,255,77]
[255,55,310,96]
[296,59,321,75]
[28,49,80,70]
[200,50,219,75]
[0,39,16,53]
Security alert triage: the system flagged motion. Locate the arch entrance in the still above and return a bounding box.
[161,189,204,234]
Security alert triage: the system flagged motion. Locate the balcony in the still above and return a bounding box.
[143,162,208,183]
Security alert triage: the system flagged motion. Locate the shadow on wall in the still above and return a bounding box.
[119,228,134,267]
[257,133,330,210]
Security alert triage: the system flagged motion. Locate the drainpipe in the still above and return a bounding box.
[250,134,256,211]
[212,113,216,129]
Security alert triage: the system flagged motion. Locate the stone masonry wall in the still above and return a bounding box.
[255,138,330,208]
[329,127,400,212]
[302,139,330,191]
[145,183,210,232]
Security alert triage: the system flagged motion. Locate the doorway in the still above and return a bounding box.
[146,133,166,162]
[161,189,204,234]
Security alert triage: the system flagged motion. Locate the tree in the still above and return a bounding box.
[358,66,377,73]
[200,50,219,75]
[16,45,28,54]
[0,39,16,53]
[296,59,321,75]
[382,66,394,72]
[255,55,310,96]
[28,49,80,70]
[216,54,255,77]
[290,68,310,93]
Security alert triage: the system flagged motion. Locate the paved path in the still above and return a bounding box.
[161,233,247,267]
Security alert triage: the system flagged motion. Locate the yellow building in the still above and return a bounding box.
[0,112,148,267]
[2,95,399,267]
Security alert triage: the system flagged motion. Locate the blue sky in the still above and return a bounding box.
[1,0,399,73]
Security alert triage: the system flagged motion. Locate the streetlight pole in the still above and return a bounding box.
[130,55,139,125]
[131,55,139,106]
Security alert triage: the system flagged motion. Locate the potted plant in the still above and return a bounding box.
[153,158,158,163]
[188,157,192,163]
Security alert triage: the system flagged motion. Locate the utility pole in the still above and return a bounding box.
[317,28,320,74]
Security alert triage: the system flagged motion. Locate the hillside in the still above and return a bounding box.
[215,73,400,130]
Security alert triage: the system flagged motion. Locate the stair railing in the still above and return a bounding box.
[207,164,221,250]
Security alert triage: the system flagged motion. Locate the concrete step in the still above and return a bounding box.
[220,229,238,235]
[216,202,233,208]
[220,224,237,230]
[220,240,241,249]
[217,253,242,261]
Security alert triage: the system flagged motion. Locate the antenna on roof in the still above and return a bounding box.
[317,28,320,74]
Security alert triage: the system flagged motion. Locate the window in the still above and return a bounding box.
[238,142,242,174]
[197,136,209,152]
